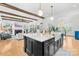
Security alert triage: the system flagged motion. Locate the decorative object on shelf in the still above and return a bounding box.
[26,28,28,33]
[32,24,37,33]
[48,25,52,34]
[48,25,59,32]
[52,26,59,32]
[29,25,33,33]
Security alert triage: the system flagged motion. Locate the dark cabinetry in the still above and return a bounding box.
[24,34,63,56]
[54,34,63,52]
[44,42,55,56]
[33,40,43,56]
[24,36,27,52]
[55,39,60,52]
[26,37,33,53]
[24,36,33,55]
[44,39,55,56]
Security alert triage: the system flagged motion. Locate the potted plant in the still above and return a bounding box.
[63,26,72,36]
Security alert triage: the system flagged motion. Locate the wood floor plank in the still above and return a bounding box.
[63,36,79,56]
[0,40,28,56]
[0,36,79,56]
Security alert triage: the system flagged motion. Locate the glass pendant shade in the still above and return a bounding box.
[50,16,54,20]
[38,10,43,16]
[38,3,43,16]
[50,5,54,20]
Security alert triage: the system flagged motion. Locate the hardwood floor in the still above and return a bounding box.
[0,36,79,56]
[63,36,79,56]
[0,39,28,56]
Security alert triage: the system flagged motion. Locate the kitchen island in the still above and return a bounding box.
[23,33,63,56]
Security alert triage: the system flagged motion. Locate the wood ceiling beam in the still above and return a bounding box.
[1,15,33,23]
[2,18,22,22]
[0,3,44,19]
[1,15,33,22]
[1,15,25,21]
[0,11,37,21]
[2,17,31,23]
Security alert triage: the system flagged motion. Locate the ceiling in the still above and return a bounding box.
[1,3,79,19]
[9,3,79,17]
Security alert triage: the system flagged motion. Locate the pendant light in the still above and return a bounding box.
[38,3,43,16]
[50,5,54,20]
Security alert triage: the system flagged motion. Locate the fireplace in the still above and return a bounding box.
[15,30,22,35]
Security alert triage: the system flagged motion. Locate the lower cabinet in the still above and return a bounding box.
[44,42,55,56]
[33,40,43,56]
[54,34,63,53]
[44,45,49,56]
[24,36,27,52]
[49,42,55,56]
[55,39,60,52]
[26,37,33,54]
[24,37,55,56]
[60,34,63,46]
[24,34,63,56]
[24,36,33,55]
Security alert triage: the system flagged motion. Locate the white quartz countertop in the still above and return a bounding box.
[24,32,62,42]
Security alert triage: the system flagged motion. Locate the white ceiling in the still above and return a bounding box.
[1,3,79,19]
[9,3,79,17]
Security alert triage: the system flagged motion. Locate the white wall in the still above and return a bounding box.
[51,9,79,36]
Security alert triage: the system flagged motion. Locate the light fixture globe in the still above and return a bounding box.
[50,5,54,20]
[50,16,54,20]
[38,3,43,16]
[38,10,43,16]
